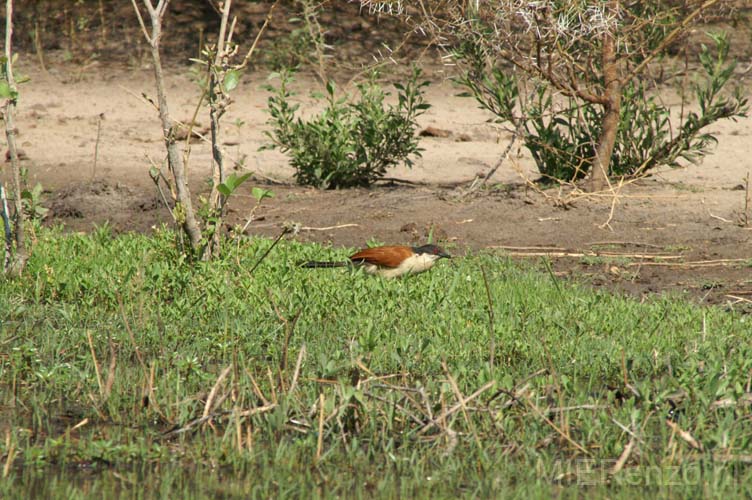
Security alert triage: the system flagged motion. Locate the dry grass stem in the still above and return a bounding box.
[316,393,325,461]
[163,404,277,438]
[203,365,233,418]
[288,344,306,395]
[418,380,495,436]
[70,418,89,432]
[244,368,271,406]
[610,436,637,475]
[3,430,15,479]
[480,265,496,372]
[523,394,591,456]
[725,295,752,305]
[86,330,104,397]
[666,419,703,451]
[103,337,117,401]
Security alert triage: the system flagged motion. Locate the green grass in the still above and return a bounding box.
[1,225,752,498]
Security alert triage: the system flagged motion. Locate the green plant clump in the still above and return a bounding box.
[262,66,430,188]
[457,32,747,183]
[263,23,314,71]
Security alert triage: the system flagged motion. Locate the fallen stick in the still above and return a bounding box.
[417,381,496,436]
[300,224,360,231]
[629,258,750,268]
[497,250,683,260]
[725,295,752,304]
[492,245,567,251]
[163,404,277,438]
[588,240,665,249]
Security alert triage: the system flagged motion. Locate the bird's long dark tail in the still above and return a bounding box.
[299,261,351,269]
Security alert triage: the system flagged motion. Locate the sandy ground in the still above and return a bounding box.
[4,58,752,306]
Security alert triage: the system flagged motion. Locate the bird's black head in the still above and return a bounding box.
[413,244,451,259]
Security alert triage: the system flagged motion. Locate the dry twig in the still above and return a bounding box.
[163,403,277,438]
[203,365,233,418]
[666,419,703,451]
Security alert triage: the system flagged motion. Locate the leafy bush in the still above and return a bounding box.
[457,32,747,183]
[262,67,430,188]
[263,24,314,71]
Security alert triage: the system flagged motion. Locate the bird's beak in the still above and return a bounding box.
[440,251,451,259]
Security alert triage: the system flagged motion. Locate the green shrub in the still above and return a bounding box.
[262,67,430,188]
[263,24,314,71]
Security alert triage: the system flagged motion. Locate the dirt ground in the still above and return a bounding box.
[3,47,752,308]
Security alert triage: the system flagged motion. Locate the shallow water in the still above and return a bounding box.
[4,465,261,499]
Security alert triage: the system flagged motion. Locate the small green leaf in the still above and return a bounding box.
[231,172,252,189]
[251,187,274,202]
[0,81,13,99]
[223,70,241,92]
[217,184,232,197]
[219,172,253,197]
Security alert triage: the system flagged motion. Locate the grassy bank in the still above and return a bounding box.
[1,226,751,497]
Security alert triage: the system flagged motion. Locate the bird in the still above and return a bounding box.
[300,243,451,278]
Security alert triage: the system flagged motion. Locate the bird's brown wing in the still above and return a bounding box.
[349,246,413,268]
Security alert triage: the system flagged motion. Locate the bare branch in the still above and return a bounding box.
[216,0,233,56]
[130,0,151,42]
[239,0,280,69]
[154,0,168,18]
[624,0,724,84]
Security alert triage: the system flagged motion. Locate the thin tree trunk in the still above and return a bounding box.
[206,104,223,259]
[150,43,202,251]
[585,3,622,193]
[1,185,11,269]
[138,0,203,253]
[3,0,28,277]
[204,0,233,260]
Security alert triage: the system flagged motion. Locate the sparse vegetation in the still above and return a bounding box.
[264,18,314,71]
